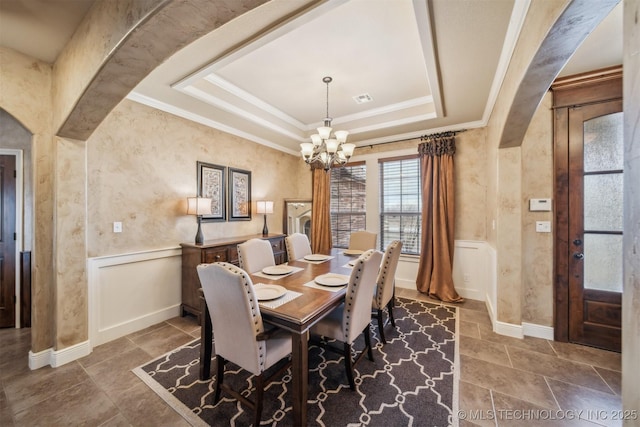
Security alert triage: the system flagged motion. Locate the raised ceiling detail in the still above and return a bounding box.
[125,0,622,155]
[130,0,522,155]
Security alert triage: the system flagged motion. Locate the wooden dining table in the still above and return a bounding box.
[198,248,357,426]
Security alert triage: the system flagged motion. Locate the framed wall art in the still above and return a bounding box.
[197,161,226,222]
[228,167,251,221]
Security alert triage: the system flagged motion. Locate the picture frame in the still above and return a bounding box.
[197,161,226,222]
[228,167,252,221]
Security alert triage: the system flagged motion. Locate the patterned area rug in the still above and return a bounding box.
[133,297,459,426]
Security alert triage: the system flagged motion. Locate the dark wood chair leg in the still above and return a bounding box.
[254,373,264,426]
[200,294,213,380]
[387,298,396,328]
[364,325,374,361]
[214,356,225,403]
[377,308,387,344]
[344,342,356,391]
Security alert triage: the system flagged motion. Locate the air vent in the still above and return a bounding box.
[353,93,373,104]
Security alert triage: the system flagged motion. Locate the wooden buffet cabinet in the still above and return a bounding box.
[180,233,287,321]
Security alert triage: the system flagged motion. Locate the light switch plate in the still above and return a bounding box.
[113,222,122,233]
[536,221,551,233]
[530,198,552,211]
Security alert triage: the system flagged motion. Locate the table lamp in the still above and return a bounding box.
[256,200,274,236]
[187,197,212,244]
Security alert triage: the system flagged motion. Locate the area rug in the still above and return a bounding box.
[133,297,459,426]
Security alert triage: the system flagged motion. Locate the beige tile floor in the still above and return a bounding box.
[0,290,622,426]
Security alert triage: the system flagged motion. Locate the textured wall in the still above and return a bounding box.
[86,99,310,257]
[496,146,522,324]
[52,0,166,132]
[455,129,488,241]
[0,47,55,353]
[484,0,568,326]
[521,92,554,326]
[55,138,88,347]
[622,0,640,416]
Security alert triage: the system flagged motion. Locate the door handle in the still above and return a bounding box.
[573,239,582,246]
[573,252,584,260]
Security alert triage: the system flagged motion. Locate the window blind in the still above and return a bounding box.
[330,162,367,248]
[379,156,421,254]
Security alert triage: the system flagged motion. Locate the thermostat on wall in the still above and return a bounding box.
[529,198,552,211]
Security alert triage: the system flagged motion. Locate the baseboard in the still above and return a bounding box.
[485,293,495,325]
[28,339,91,370]
[95,304,181,346]
[523,322,554,340]
[492,319,554,341]
[28,348,52,370]
[494,320,524,339]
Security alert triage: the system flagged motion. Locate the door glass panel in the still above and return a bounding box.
[583,233,623,292]
[584,173,623,231]
[583,112,623,172]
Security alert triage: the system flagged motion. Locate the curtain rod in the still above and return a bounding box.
[420,129,466,140]
[362,129,467,150]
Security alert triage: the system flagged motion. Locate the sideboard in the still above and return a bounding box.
[180,233,287,321]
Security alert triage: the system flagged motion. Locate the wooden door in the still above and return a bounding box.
[0,155,16,328]
[553,66,623,353]
[566,100,623,352]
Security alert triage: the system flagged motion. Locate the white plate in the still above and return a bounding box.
[343,249,364,256]
[254,285,287,301]
[315,273,349,287]
[304,254,330,261]
[262,265,294,275]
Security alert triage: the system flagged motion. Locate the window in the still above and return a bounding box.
[379,156,421,255]
[330,162,366,248]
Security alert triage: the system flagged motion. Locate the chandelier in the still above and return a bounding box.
[300,76,355,171]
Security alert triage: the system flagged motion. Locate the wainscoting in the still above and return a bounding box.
[85,240,550,353]
[395,240,491,302]
[87,247,183,347]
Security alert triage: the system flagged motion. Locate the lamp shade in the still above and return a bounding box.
[256,200,274,214]
[187,197,212,216]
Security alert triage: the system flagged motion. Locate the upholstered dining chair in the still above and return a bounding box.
[348,230,377,251]
[372,240,403,344]
[237,238,275,273]
[310,249,383,390]
[285,232,312,260]
[196,262,292,425]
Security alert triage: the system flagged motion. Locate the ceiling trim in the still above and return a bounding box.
[127,92,302,156]
[173,0,344,88]
[180,84,306,141]
[412,0,443,118]
[202,74,307,129]
[347,113,438,135]
[325,96,435,128]
[482,0,531,124]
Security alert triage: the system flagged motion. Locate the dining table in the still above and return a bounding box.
[198,248,359,427]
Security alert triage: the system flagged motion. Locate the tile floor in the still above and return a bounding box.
[0,290,622,426]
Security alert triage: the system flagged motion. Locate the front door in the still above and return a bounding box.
[567,100,623,352]
[0,155,16,328]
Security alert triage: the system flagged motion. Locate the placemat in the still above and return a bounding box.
[257,289,303,309]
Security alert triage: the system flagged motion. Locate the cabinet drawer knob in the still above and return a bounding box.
[215,255,221,260]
